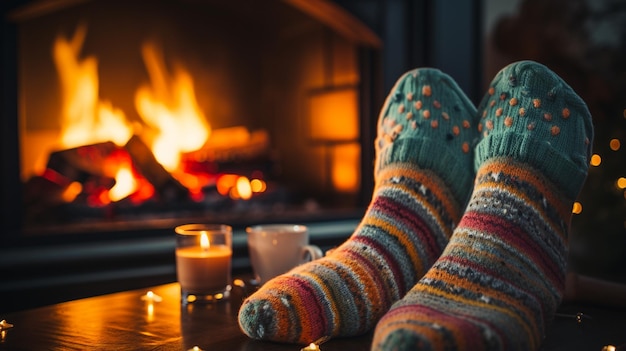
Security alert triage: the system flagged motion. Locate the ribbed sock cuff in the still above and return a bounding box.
[377,137,473,205]
[475,132,588,199]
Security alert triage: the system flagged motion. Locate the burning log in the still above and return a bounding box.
[185,127,271,163]
[124,135,189,202]
[46,142,118,183]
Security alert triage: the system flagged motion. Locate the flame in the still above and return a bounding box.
[109,166,137,202]
[53,24,133,148]
[135,42,210,171]
[200,233,210,251]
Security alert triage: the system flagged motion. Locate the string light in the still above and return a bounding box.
[609,138,621,151]
[617,177,626,190]
[572,202,582,214]
[590,154,601,167]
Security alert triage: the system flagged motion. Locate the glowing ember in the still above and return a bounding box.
[216,174,266,200]
[235,176,253,200]
[108,166,136,202]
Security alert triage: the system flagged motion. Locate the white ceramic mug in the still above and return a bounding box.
[246,224,323,284]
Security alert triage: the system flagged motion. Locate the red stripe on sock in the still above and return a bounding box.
[459,212,564,288]
[374,196,443,263]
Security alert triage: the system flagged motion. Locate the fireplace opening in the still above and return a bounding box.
[9,0,382,237]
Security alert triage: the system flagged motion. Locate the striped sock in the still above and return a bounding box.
[238,68,478,344]
[372,60,594,351]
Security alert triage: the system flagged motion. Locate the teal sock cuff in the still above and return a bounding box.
[378,137,473,204]
[474,133,588,199]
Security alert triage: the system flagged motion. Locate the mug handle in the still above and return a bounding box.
[301,245,324,263]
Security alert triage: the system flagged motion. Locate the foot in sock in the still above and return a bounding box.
[238,68,478,344]
[372,60,594,351]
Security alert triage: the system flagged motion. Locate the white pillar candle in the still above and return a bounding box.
[176,242,232,294]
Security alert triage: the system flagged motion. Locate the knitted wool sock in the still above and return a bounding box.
[372,60,593,351]
[238,68,478,344]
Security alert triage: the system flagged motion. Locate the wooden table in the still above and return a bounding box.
[0,279,625,350]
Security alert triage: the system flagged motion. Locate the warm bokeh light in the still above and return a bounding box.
[216,174,238,196]
[617,177,626,189]
[590,154,602,167]
[236,176,253,200]
[609,138,621,151]
[135,42,210,171]
[53,24,133,148]
[572,201,582,214]
[215,174,265,200]
[250,179,266,193]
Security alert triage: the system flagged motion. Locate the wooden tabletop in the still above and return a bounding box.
[0,279,624,350]
[0,281,373,351]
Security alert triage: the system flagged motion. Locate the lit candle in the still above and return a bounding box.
[176,232,232,294]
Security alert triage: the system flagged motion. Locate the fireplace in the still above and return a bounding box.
[3,0,383,240]
[0,0,387,311]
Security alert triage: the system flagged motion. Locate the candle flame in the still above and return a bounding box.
[200,233,210,251]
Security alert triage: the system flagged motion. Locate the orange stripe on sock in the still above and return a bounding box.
[413,283,538,350]
[377,165,462,222]
[424,264,539,338]
[448,231,558,300]
[472,179,568,243]
[364,216,424,275]
[296,268,341,336]
[479,159,573,218]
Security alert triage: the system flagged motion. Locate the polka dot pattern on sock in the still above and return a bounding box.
[376,68,479,203]
[474,60,594,199]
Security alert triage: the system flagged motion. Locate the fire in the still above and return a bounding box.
[51,26,265,206]
[53,24,133,149]
[109,166,136,202]
[102,149,155,205]
[134,42,210,172]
